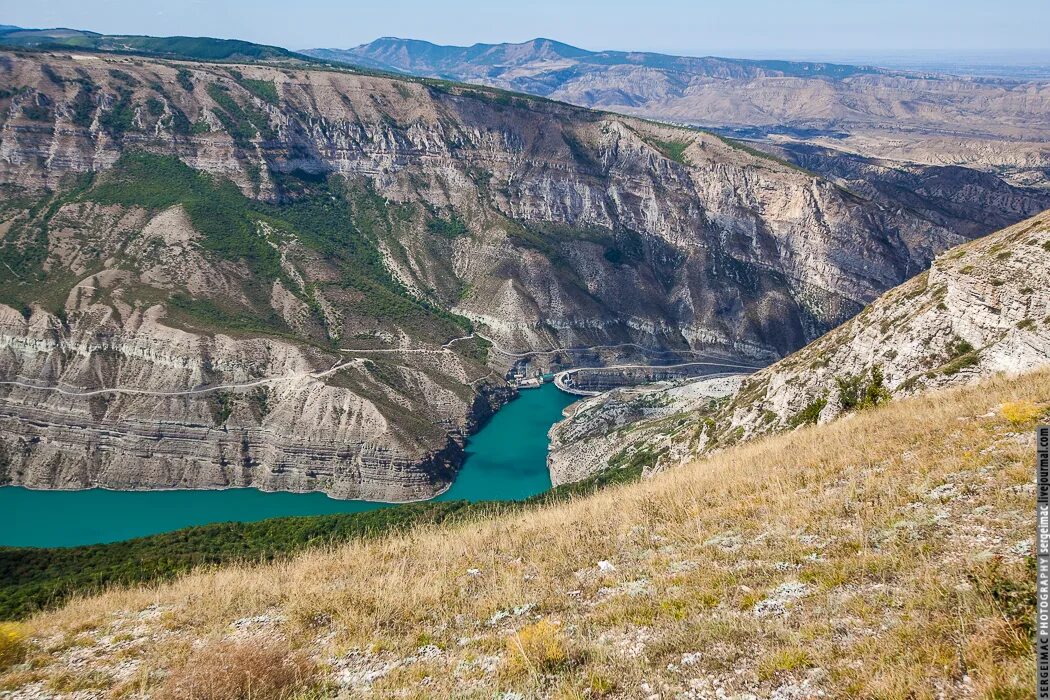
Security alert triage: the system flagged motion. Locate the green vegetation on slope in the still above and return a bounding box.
[204,82,272,146]
[80,153,470,339]
[87,152,281,280]
[0,175,96,314]
[710,132,817,175]
[426,214,469,239]
[650,139,690,164]
[0,502,473,620]
[0,152,473,344]
[835,365,891,411]
[259,175,472,335]
[0,30,298,62]
[0,461,648,620]
[228,69,279,104]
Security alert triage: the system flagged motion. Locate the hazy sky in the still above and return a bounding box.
[3,0,1049,55]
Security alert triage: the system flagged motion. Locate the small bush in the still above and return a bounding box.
[426,215,468,238]
[836,366,890,411]
[504,620,570,678]
[240,78,279,105]
[154,638,317,700]
[0,622,28,670]
[176,68,194,92]
[70,83,97,127]
[949,337,974,357]
[790,396,827,428]
[1001,401,1041,425]
[21,103,49,121]
[99,88,136,137]
[942,351,980,376]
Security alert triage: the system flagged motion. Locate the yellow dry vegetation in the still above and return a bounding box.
[0,622,27,670]
[2,369,1044,699]
[1001,399,1043,425]
[503,620,572,680]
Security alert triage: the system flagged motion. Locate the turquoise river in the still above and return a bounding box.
[2,383,577,548]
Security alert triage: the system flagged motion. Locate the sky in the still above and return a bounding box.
[3,0,1049,56]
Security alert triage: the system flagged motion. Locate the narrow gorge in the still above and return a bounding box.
[0,49,1030,501]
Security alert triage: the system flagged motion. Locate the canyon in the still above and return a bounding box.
[0,46,1043,499]
[548,209,1050,484]
[312,38,1050,194]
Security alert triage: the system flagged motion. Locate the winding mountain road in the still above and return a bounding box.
[553,362,757,396]
[0,331,763,399]
[342,331,760,362]
[0,358,366,398]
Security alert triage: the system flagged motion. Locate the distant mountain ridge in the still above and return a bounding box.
[308,37,881,83]
[307,37,1050,191]
[0,25,302,62]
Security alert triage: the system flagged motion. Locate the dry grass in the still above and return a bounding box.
[3,368,1045,698]
[503,620,573,680]
[0,622,27,670]
[152,638,318,700]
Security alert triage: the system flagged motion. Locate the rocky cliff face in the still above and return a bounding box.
[720,209,1050,440]
[313,38,1050,191]
[312,39,1050,139]
[761,141,1050,238]
[547,374,742,486]
[548,209,1050,485]
[0,301,502,500]
[0,50,1000,496]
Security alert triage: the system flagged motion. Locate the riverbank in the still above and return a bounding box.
[1,385,575,548]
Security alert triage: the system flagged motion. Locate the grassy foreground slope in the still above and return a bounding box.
[0,370,1042,698]
[0,468,642,621]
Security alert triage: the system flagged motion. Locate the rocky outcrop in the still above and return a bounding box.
[554,363,749,395]
[547,209,1050,485]
[719,209,1050,440]
[761,141,1050,238]
[547,374,742,486]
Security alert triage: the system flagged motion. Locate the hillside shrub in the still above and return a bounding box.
[426,215,468,238]
[651,138,689,164]
[98,88,135,137]
[942,351,980,376]
[70,84,97,127]
[836,366,890,411]
[176,68,194,92]
[790,396,827,427]
[241,78,279,104]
